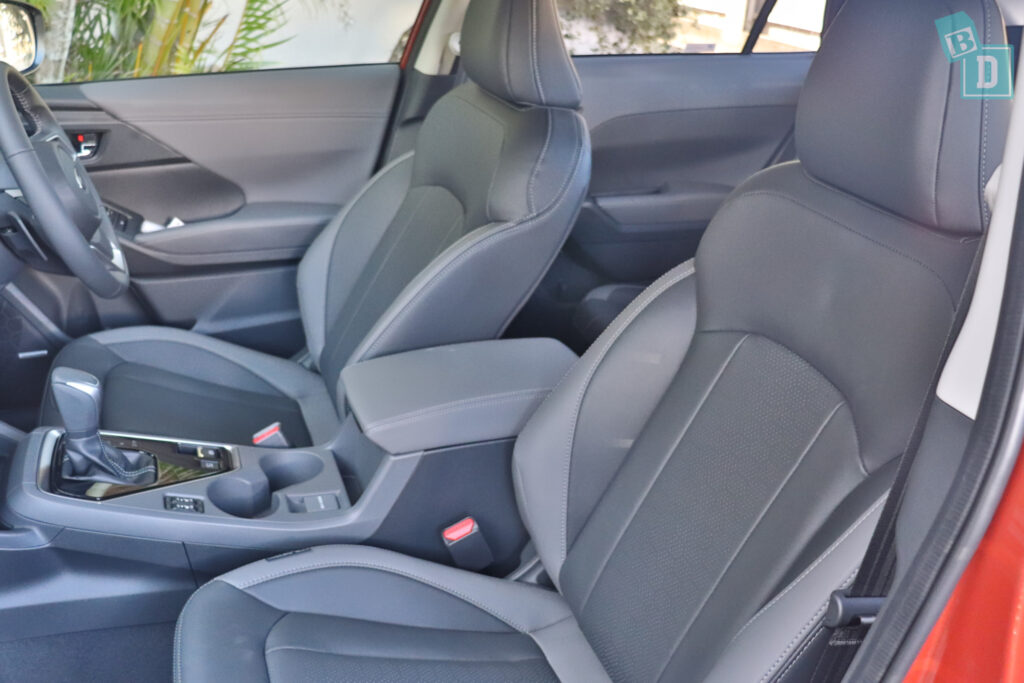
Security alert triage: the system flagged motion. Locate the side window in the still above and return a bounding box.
[557,0,826,56]
[33,0,424,84]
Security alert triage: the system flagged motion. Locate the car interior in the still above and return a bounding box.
[0,0,1022,680]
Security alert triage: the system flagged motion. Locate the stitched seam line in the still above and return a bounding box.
[235,561,530,632]
[760,603,829,683]
[327,190,431,348]
[318,152,415,360]
[762,565,858,683]
[530,0,546,103]
[263,644,544,664]
[654,400,848,681]
[363,388,550,432]
[174,579,225,683]
[723,190,958,305]
[528,109,553,214]
[727,494,888,649]
[558,261,696,563]
[773,624,824,683]
[578,332,749,611]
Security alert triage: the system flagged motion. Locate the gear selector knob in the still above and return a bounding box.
[51,367,103,438]
[51,366,157,486]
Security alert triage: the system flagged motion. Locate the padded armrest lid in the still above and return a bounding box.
[341,338,577,454]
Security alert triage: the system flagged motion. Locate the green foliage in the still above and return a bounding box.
[62,0,293,81]
[557,0,685,53]
[218,0,289,72]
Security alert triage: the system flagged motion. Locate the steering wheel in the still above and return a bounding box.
[0,64,128,298]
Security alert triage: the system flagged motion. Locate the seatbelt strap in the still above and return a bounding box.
[809,235,988,682]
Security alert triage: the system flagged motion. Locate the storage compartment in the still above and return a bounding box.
[342,338,577,455]
[207,451,325,518]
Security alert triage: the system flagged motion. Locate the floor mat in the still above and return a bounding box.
[0,622,174,683]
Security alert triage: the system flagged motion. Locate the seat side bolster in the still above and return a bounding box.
[174,580,281,683]
[512,260,698,586]
[218,545,573,634]
[701,496,886,683]
[297,152,416,368]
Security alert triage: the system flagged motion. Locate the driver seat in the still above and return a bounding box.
[38,0,589,446]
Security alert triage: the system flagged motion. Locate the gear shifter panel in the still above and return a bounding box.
[51,432,234,500]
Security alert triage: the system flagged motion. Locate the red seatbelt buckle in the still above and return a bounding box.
[252,422,290,448]
[442,516,494,571]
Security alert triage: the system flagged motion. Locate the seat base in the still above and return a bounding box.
[175,545,608,683]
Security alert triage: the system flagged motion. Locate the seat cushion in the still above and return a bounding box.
[40,326,339,447]
[175,545,607,683]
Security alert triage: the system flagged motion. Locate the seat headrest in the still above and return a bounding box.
[796,0,1010,233]
[461,0,582,109]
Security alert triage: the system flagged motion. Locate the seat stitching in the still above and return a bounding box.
[761,604,829,683]
[577,333,749,610]
[353,113,585,363]
[930,66,954,228]
[327,190,431,348]
[316,152,415,359]
[796,167,969,244]
[772,623,824,683]
[727,495,887,649]
[174,579,227,683]
[263,644,545,664]
[235,561,532,632]
[363,388,550,432]
[654,400,848,681]
[528,109,554,214]
[558,261,696,564]
[530,0,546,103]
[723,190,957,305]
[760,566,859,683]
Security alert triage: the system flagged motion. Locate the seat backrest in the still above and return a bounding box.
[512,0,1009,680]
[297,0,590,406]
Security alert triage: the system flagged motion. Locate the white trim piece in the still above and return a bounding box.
[414,0,470,76]
[938,65,1024,419]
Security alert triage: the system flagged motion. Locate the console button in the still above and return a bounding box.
[197,447,222,461]
[301,494,340,512]
[164,495,204,513]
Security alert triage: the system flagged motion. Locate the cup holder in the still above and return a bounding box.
[208,451,324,518]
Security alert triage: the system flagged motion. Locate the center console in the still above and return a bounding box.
[2,338,577,583]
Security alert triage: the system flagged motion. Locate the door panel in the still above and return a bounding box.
[572,53,812,282]
[30,65,401,357]
[73,66,400,207]
[509,52,813,348]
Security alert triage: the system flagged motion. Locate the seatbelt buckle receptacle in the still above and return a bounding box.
[442,516,494,571]
[252,422,290,448]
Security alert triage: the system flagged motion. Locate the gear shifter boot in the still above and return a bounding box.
[61,436,157,485]
[51,367,157,486]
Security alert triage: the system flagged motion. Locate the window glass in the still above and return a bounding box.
[752,0,825,52]
[558,0,825,56]
[33,0,423,84]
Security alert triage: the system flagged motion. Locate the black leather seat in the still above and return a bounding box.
[40,0,590,447]
[174,0,1008,680]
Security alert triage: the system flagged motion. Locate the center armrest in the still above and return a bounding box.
[341,339,577,454]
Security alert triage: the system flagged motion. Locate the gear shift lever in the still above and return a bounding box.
[51,367,157,486]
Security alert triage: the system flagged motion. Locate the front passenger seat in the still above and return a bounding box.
[40,0,590,447]
[173,0,1006,680]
